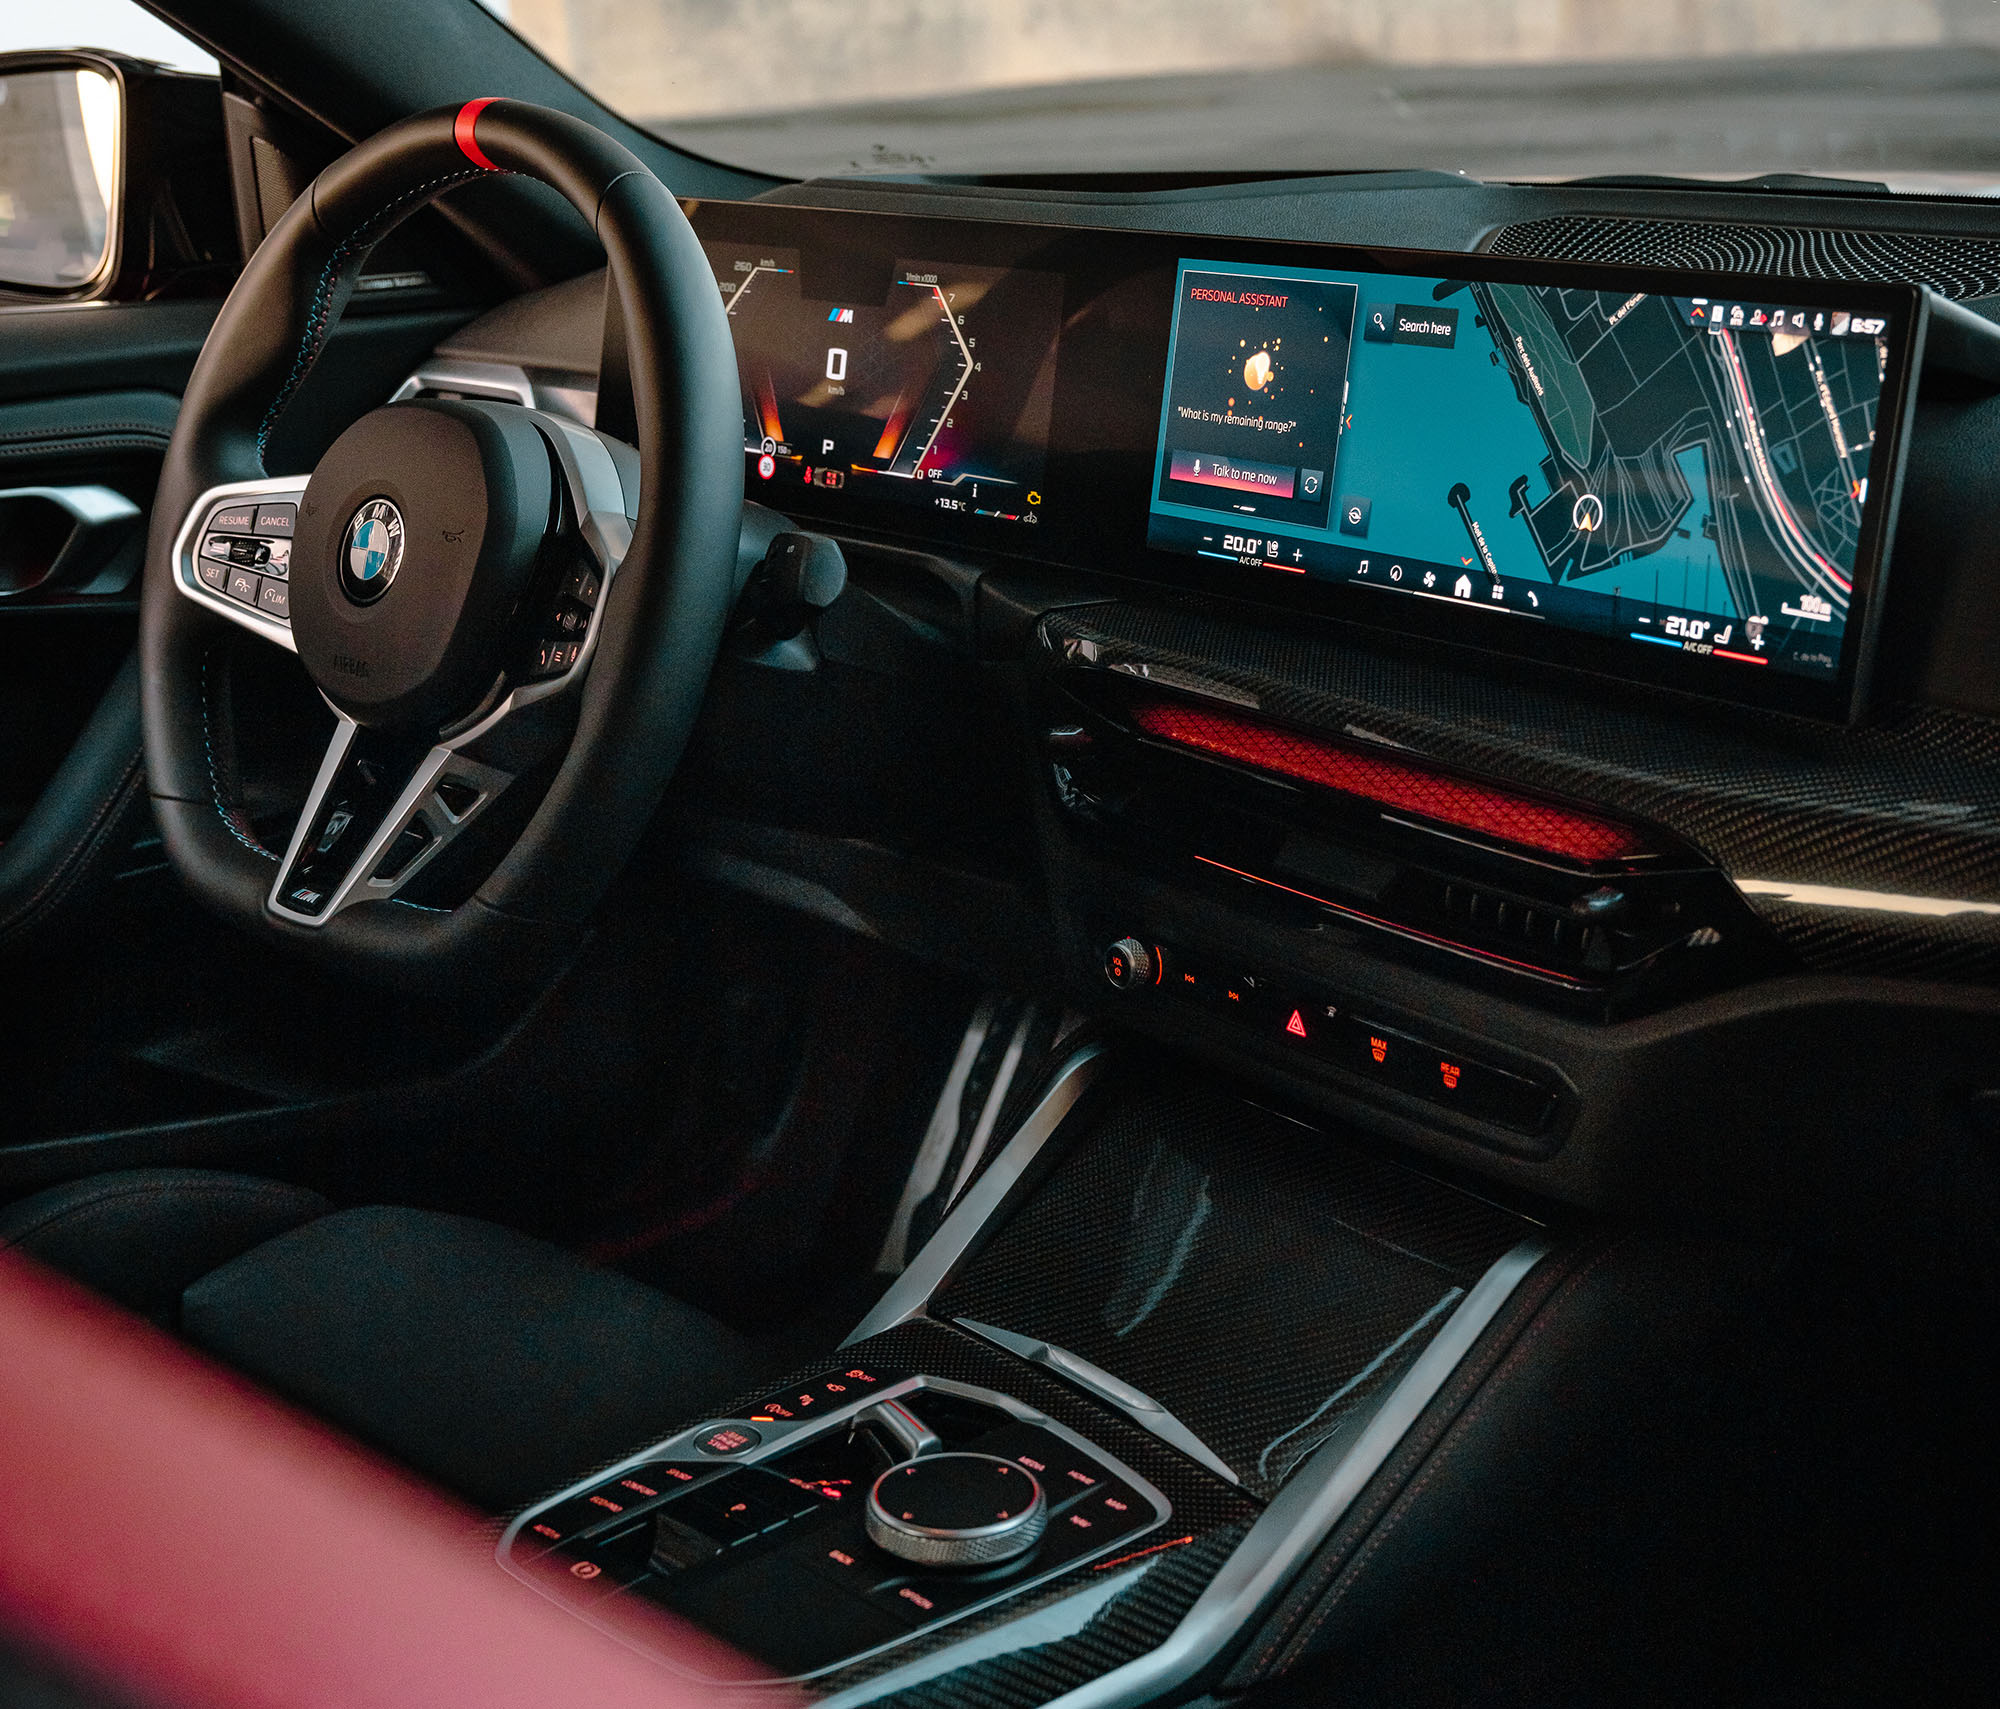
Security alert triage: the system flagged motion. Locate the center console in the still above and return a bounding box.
[497,1054,1554,1702]
[505,1365,1178,1681]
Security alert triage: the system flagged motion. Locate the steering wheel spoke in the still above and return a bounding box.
[269,719,511,923]
[170,476,308,650]
[479,410,634,716]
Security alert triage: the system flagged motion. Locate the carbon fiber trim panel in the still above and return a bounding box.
[1488,214,2000,302]
[934,1076,1531,1495]
[1043,603,2000,980]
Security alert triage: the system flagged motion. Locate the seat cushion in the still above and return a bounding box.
[181,1206,766,1512]
[0,1169,334,1327]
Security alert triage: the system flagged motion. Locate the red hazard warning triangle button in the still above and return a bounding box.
[1285,1008,1309,1039]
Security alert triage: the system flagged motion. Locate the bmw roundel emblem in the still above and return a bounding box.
[339,497,404,604]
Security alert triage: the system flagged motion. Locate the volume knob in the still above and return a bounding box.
[1102,937,1153,990]
[864,1453,1046,1569]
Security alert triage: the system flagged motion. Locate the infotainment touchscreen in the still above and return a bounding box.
[1145,259,1905,698]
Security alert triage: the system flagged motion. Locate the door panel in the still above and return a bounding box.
[0,298,472,1155]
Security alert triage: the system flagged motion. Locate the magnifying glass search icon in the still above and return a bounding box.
[1372,311,1386,331]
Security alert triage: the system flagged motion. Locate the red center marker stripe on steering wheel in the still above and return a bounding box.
[454,98,503,170]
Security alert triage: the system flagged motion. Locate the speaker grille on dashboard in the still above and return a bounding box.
[1488,215,2000,301]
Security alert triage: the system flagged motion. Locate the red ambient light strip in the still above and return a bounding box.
[1131,700,1648,863]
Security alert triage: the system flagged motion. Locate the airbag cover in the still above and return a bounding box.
[291,400,552,729]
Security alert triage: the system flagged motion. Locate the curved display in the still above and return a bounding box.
[685,199,1923,720]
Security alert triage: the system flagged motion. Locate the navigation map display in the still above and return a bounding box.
[701,238,1062,530]
[1147,258,1908,696]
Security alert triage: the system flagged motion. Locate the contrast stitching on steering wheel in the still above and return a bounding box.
[200,649,277,862]
[254,167,501,463]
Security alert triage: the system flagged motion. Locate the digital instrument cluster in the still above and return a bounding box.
[701,236,1061,530]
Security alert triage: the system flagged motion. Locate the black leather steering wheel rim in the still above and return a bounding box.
[139,99,743,991]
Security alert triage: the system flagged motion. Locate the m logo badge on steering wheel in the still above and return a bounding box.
[340,498,404,604]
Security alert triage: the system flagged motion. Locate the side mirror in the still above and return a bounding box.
[0,54,123,296]
[0,49,236,303]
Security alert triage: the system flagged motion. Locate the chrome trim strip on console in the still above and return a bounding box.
[844,1045,1106,1345]
[955,1318,1241,1487]
[1037,1236,1553,1709]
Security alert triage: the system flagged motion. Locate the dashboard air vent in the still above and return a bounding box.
[1488,215,2000,301]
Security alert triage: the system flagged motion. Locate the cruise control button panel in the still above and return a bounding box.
[188,495,303,629]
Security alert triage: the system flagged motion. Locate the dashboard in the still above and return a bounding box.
[420,178,2000,1021]
[691,199,1923,720]
[365,152,2000,1709]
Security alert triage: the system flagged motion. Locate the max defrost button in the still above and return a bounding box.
[1332,1016,1555,1133]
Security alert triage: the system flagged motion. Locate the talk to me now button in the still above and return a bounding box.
[1167,449,1296,499]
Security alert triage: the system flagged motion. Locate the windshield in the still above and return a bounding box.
[491,0,2000,191]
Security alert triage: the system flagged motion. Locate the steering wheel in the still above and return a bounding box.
[139,100,743,989]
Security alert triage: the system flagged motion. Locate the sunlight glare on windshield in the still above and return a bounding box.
[493,0,2000,187]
